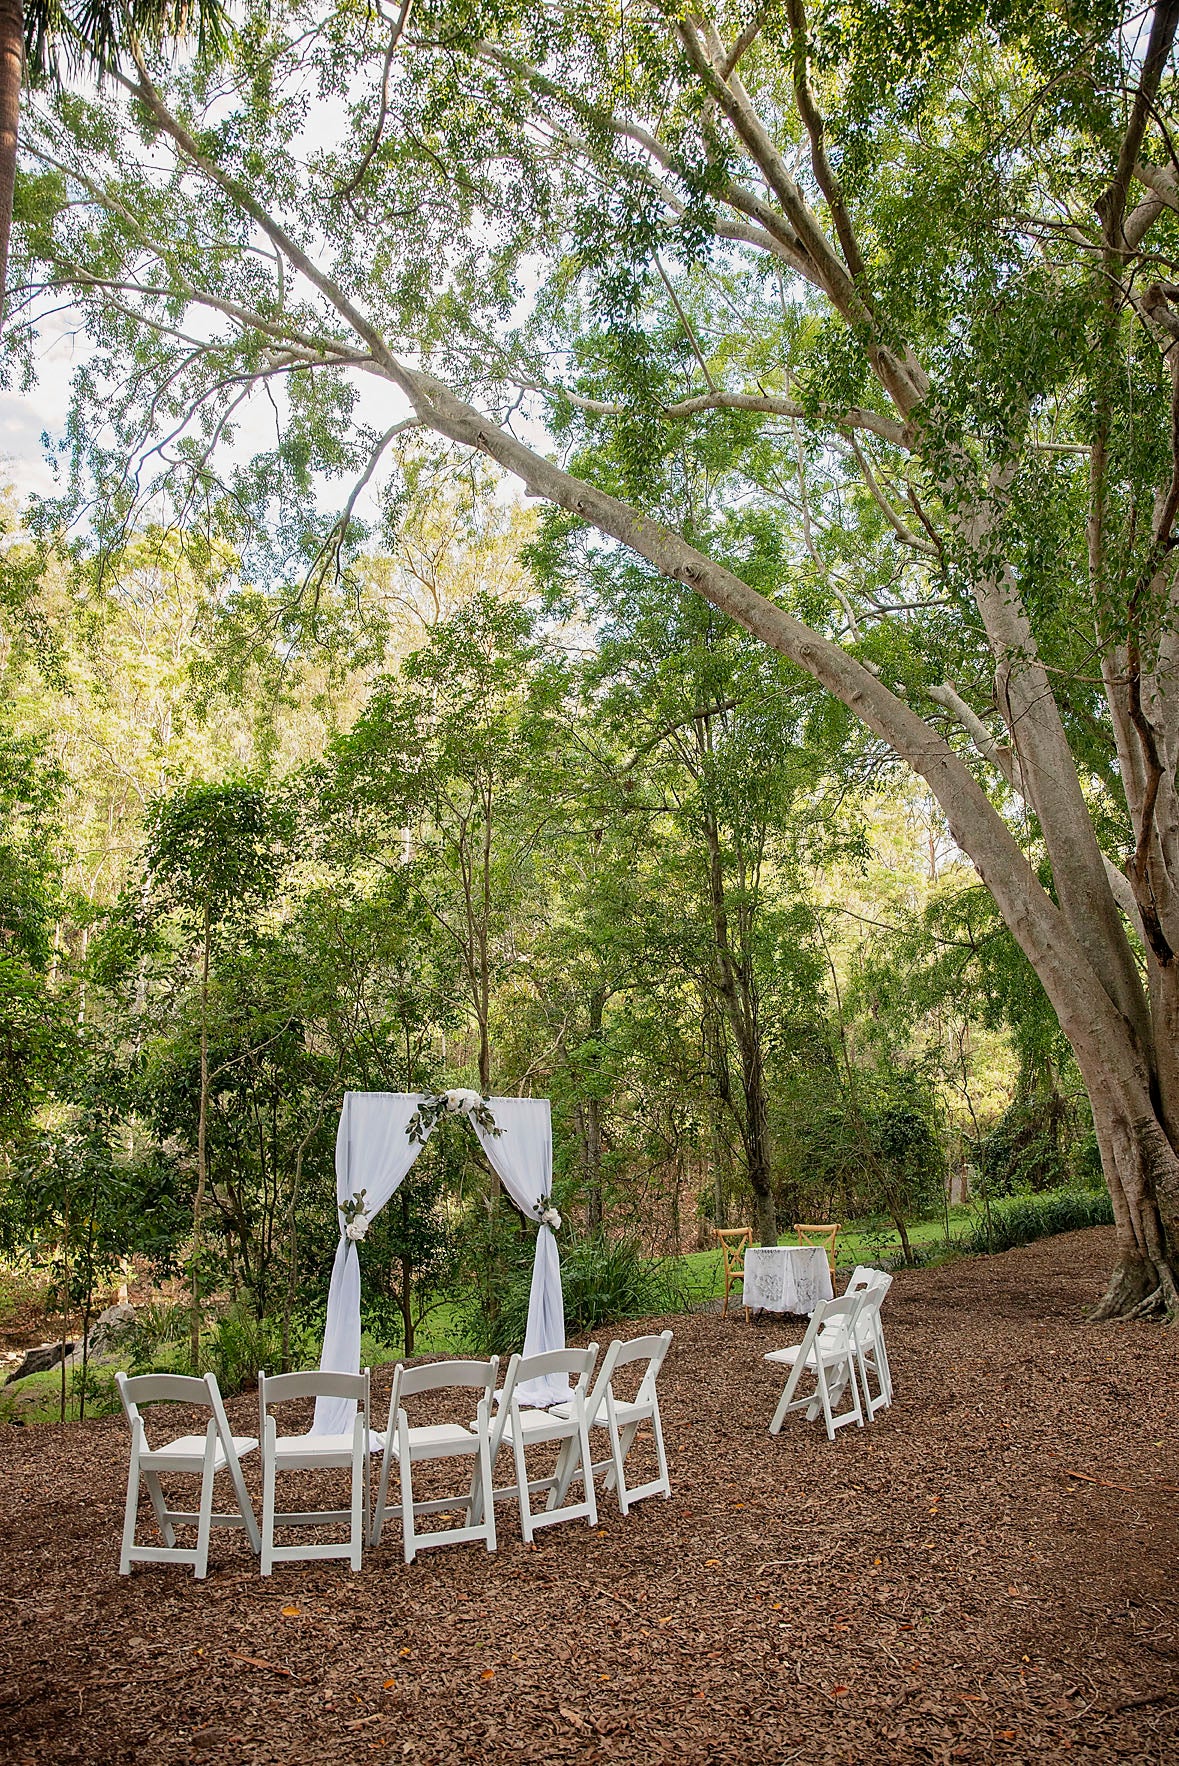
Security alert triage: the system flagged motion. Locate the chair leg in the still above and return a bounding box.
[546,1436,576,1512]
[399,1418,417,1566]
[120,1435,142,1575]
[513,1424,534,1545]
[143,1471,176,1547]
[847,1356,865,1429]
[876,1329,894,1402]
[577,1410,598,1528]
[226,1449,261,1555]
[349,1422,364,1572]
[261,1433,276,1577]
[856,1340,877,1417]
[817,1362,837,1442]
[549,1433,582,1511]
[651,1403,671,1499]
[479,1432,497,1554]
[372,1435,394,1546]
[770,1358,803,1435]
[194,1425,217,1580]
[607,1412,629,1516]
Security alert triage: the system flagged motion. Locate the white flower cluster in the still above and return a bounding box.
[540,1205,562,1231]
[443,1087,483,1115]
[345,1217,368,1242]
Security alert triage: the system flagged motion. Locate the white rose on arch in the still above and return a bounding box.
[345,1217,368,1242]
[539,1204,562,1232]
[443,1087,484,1115]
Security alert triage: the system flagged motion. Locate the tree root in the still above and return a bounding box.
[1089,1257,1156,1321]
[1090,1257,1179,1321]
[1130,1260,1179,1319]
[1126,1286,1167,1319]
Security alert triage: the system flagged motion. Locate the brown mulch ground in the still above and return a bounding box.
[3,1226,1179,1766]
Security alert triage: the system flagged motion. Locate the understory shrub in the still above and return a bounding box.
[461,1231,688,1356]
[963,1186,1113,1256]
[125,1298,320,1390]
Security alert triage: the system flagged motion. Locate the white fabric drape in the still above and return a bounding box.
[472,1098,569,1407]
[312,1092,430,1435]
[313,1092,568,1431]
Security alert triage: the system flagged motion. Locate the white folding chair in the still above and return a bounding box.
[258,1369,376,1574]
[551,1330,673,1516]
[765,1293,866,1440]
[371,1357,499,1564]
[116,1371,260,1579]
[483,1346,599,1543]
[845,1266,894,1415]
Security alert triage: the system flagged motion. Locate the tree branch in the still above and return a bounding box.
[1100,0,1179,249]
[783,0,865,280]
[524,381,909,446]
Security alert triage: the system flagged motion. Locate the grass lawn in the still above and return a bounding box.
[671,1205,977,1305]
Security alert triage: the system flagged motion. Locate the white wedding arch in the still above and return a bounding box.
[311,1090,568,1435]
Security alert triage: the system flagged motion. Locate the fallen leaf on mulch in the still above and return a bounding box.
[226,1653,293,1678]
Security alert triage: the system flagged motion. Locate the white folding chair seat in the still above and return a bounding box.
[271,1432,373,1466]
[400,1422,486,1457]
[766,1293,865,1440]
[116,1371,260,1579]
[371,1357,499,1563]
[551,1330,673,1516]
[482,1346,599,1543]
[258,1369,377,1575]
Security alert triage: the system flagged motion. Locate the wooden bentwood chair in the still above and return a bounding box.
[715,1226,754,1320]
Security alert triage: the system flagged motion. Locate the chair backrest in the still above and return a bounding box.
[715,1226,753,1281]
[391,1356,499,1416]
[259,1368,370,1437]
[116,1370,213,1442]
[793,1222,840,1276]
[504,1346,598,1396]
[492,1346,597,1450]
[848,1264,893,1299]
[586,1330,672,1422]
[809,1291,863,1343]
[869,1268,893,1301]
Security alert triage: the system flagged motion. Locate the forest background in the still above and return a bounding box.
[2,0,1149,1408]
[0,459,1102,1412]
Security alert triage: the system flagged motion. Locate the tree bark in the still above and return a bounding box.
[701,804,775,1244]
[399,1186,415,1354]
[583,990,604,1230]
[190,899,210,1372]
[0,0,21,330]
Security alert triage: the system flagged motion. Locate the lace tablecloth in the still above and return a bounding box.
[742,1245,833,1315]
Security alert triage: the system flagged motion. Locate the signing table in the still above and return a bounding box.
[742,1245,833,1316]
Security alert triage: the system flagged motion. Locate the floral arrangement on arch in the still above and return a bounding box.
[340,1188,370,1241]
[406,1088,502,1145]
[534,1198,562,1232]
